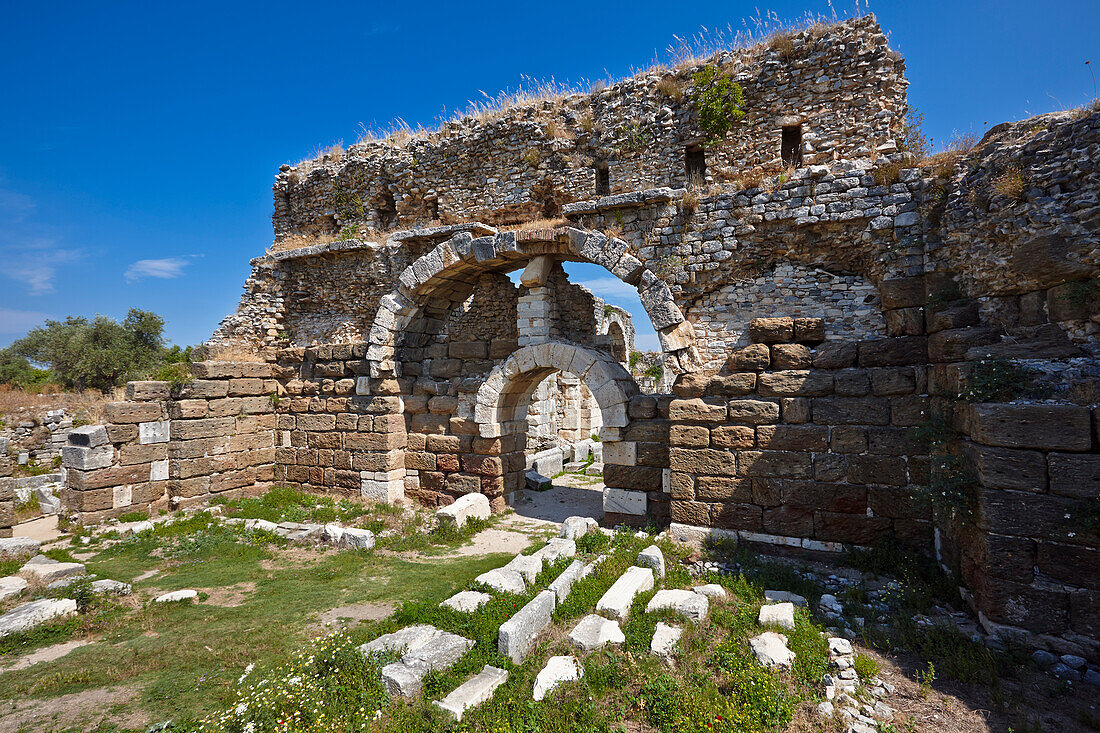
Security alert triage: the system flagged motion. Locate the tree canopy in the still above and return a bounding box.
[1,309,188,392]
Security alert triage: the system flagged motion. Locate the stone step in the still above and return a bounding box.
[476,568,527,595]
[596,566,654,620]
[434,665,508,721]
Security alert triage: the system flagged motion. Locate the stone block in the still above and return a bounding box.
[0,598,78,638]
[437,493,491,527]
[812,397,890,425]
[650,622,683,658]
[603,488,646,515]
[749,317,794,343]
[569,614,625,651]
[434,665,508,721]
[727,344,771,372]
[758,602,796,629]
[970,404,1091,451]
[104,402,163,424]
[727,400,780,425]
[770,344,812,370]
[670,447,736,476]
[476,568,526,594]
[67,425,109,448]
[749,632,794,668]
[441,590,492,613]
[637,545,665,578]
[603,464,662,490]
[533,656,583,701]
[646,589,709,621]
[669,398,726,422]
[498,590,555,664]
[793,317,826,344]
[857,337,926,367]
[1047,453,1100,498]
[757,370,833,397]
[965,444,1047,491]
[62,445,114,471]
[756,425,828,451]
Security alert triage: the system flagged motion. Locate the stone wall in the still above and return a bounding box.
[272,16,906,240]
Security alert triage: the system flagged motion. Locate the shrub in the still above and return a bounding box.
[959,358,1034,402]
[853,653,881,680]
[688,66,745,140]
[656,76,683,100]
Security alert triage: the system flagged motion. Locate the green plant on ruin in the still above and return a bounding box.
[615,121,648,154]
[915,662,937,699]
[928,452,978,522]
[522,147,541,166]
[958,358,1034,403]
[628,351,643,373]
[652,254,685,280]
[926,281,963,309]
[644,362,664,380]
[688,65,745,140]
[1058,278,1099,309]
[853,653,881,681]
[336,223,360,241]
[602,304,618,316]
[331,172,367,221]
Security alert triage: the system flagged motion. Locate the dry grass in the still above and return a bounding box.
[656,76,683,100]
[921,131,980,178]
[543,118,572,140]
[0,385,115,426]
[502,218,568,232]
[768,31,797,60]
[991,165,1027,200]
[268,233,338,253]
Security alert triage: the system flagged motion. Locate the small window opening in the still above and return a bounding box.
[781,125,803,167]
[685,145,706,184]
[595,166,610,196]
[376,190,397,229]
[428,197,440,222]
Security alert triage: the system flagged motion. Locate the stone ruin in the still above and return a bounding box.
[11,15,1096,656]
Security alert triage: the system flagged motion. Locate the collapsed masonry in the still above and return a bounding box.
[37,15,1100,656]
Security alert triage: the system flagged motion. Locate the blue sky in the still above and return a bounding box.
[1,1,1096,352]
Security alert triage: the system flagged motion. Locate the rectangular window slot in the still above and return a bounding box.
[596,166,610,196]
[685,146,706,183]
[782,125,803,167]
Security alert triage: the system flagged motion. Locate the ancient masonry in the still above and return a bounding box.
[31,15,1100,656]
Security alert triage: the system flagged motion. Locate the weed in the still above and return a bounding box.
[898,107,929,160]
[116,510,150,523]
[872,161,904,186]
[959,358,1034,402]
[656,76,683,100]
[522,148,542,166]
[915,661,936,698]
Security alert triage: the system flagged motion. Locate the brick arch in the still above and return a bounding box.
[362,226,699,386]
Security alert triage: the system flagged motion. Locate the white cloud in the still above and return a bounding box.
[0,307,51,335]
[574,277,642,304]
[124,257,191,283]
[1,238,83,295]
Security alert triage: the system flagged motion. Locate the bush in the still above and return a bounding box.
[853,653,881,680]
[688,66,745,140]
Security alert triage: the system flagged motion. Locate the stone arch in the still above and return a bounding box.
[362,226,699,385]
[472,343,636,438]
[472,342,639,505]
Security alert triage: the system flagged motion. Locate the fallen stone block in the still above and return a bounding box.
[533,655,583,701]
[20,557,86,585]
[637,545,665,578]
[441,590,492,613]
[759,602,796,630]
[499,590,555,664]
[504,554,543,584]
[155,589,198,603]
[693,584,726,599]
[382,662,427,697]
[0,598,78,637]
[750,632,795,668]
[0,576,28,602]
[559,516,598,540]
[596,566,654,620]
[650,622,682,659]
[91,579,132,596]
[476,568,526,595]
[548,560,585,604]
[765,589,807,607]
[434,665,508,720]
[569,614,625,651]
[246,518,279,533]
[404,632,475,672]
[525,469,552,491]
[646,589,709,622]
[342,527,376,550]
[0,537,41,561]
[828,637,853,656]
[437,493,491,528]
[361,625,441,656]
[533,538,576,563]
